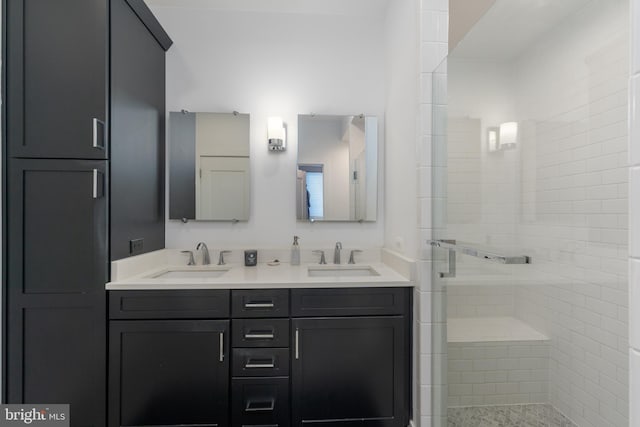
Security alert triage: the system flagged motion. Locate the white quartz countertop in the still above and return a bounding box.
[105,248,414,290]
[106,261,412,290]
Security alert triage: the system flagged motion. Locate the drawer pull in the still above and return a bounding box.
[245,357,275,369]
[219,332,225,362]
[244,329,275,340]
[244,302,275,309]
[295,328,300,360]
[92,118,105,149]
[245,399,275,412]
[92,169,99,199]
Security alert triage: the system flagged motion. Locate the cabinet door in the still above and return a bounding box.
[109,320,230,427]
[6,159,108,427]
[6,0,107,159]
[8,159,108,295]
[291,317,407,427]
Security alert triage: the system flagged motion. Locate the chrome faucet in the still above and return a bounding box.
[181,250,196,266]
[333,242,342,264]
[196,242,210,265]
[218,250,231,266]
[348,250,362,264]
[313,250,327,264]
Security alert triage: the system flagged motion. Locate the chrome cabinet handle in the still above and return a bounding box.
[245,399,275,412]
[245,363,275,369]
[244,302,275,309]
[244,330,275,340]
[92,118,105,149]
[219,332,224,362]
[245,357,275,369]
[92,169,104,199]
[92,169,98,198]
[295,328,300,360]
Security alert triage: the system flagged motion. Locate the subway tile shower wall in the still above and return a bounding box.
[417,1,449,427]
[515,15,630,424]
[447,285,515,318]
[447,1,630,426]
[631,1,640,425]
[448,341,550,407]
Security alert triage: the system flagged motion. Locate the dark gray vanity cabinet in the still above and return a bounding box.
[108,290,231,427]
[290,288,410,427]
[5,159,108,426]
[107,287,411,427]
[109,320,230,427]
[231,289,291,427]
[291,317,407,427]
[6,0,108,160]
[110,0,169,260]
[2,0,172,425]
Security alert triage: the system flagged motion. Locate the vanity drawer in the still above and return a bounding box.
[232,377,290,427]
[109,290,230,319]
[232,289,289,318]
[232,319,290,348]
[232,348,289,377]
[291,287,409,317]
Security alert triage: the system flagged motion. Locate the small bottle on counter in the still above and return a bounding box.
[291,235,300,265]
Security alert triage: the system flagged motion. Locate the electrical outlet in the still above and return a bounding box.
[130,238,144,254]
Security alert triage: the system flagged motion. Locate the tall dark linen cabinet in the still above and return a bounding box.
[2,1,172,426]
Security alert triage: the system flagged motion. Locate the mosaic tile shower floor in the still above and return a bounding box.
[448,404,578,427]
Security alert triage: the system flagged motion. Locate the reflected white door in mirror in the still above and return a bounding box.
[169,111,250,222]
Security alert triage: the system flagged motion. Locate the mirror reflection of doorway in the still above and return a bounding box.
[297,164,324,220]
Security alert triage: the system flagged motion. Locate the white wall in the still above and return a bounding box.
[383,0,423,422]
[148,4,386,250]
[383,0,419,258]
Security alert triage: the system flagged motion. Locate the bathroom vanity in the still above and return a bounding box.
[106,256,413,427]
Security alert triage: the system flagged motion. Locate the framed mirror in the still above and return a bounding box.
[296,114,378,222]
[169,111,250,221]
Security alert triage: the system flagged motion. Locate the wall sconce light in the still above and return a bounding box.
[487,127,499,152]
[499,121,518,150]
[267,116,286,151]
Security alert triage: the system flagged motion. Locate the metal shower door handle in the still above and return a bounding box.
[428,239,532,279]
[430,239,456,278]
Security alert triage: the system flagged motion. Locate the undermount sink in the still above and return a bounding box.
[307,266,380,277]
[150,268,230,279]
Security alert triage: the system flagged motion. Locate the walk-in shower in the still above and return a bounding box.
[431,1,629,426]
